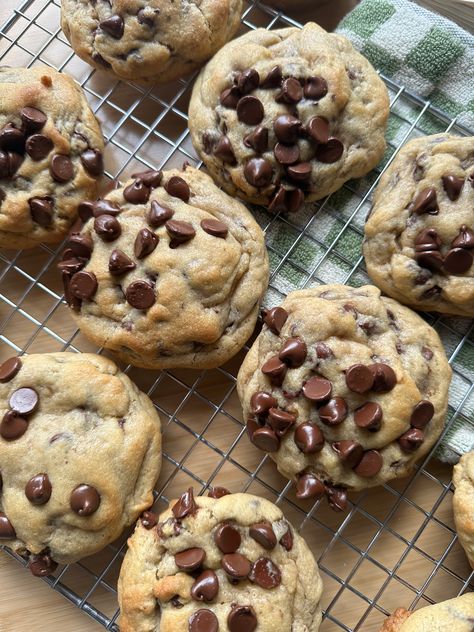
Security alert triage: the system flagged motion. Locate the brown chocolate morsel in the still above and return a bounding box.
[415,250,444,272]
[28,551,57,577]
[302,376,332,403]
[261,356,287,387]
[174,547,206,571]
[237,95,264,125]
[345,364,374,394]
[273,114,301,144]
[370,363,397,392]
[131,169,162,188]
[140,511,158,529]
[165,176,190,202]
[251,426,280,452]
[286,187,305,213]
[0,124,25,152]
[444,248,473,274]
[189,609,218,632]
[422,346,434,361]
[243,126,268,154]
[6,151,24,176]
[92,52,112,68]
[294,422,324,453]
[452,225,474,249]
[274,143,300,165]
[236,68,260,94]
[410,400,434,429]
[81,149,104,177]
[318,397,349,426]
[246,418,259,442]
[20,106,47,133]
[29,197,54,226]
[249,557,281,589]
[166,219,196,247]
[50,154,74,183]
[296,473,325,500]
[353,450,383,477]
[244,157,273,187]
[326,485,347,512]
[134,227,159,259]
[201,218,228,238]
[263,306,288,334]
[260,65,282,89]
[250,391,276,417]
[221,553,251,579]
[280,526,293,550]
[398,428,424,453]
[315,138,344,163]
[172,488,197,519]
[315,342,333,359]
[148,200,173,227]
[279,337,307,367]
[100,14,124,39]
[208,486,230,499]
[414,228,442,251]
[249,523,277,550]
[25,473,52,505]
[442,175,464,201]
[307,116,330,144]
[332,440,364,468]
[214,136,236,164]
[58,257,85,275]
[0,411,28,441]
[304,76,328,100]
[267,407,296,437]
[125,280,155,310]
[354,402,382,431]
[0,356,22,382]
[276,77,303,104]
[26,134,53,160]
[412,187,438,214]
[0,512,16,539]
[93,199,122,217]
[220,86,240,108]
[70,484,101,516]
[69,271,98,301]
[214,522,241,553]
[124,179,151,204]
[190,570,219,602]
[94,214,121,241]
[109,249,136,275]
[287,162,312,182]
[10,387,38,415]
[228,605,258,632]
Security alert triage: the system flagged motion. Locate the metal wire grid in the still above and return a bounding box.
[1,0,474,630]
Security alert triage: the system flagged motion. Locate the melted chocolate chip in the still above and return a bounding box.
[287,162,312,182]
[318,397,348,425]
[243,126,268,154]
[250,391,276,417]
[172,488,197,519]
[273,114,301,144]
[442,175,464,201]
[260,65,282,89]
[415,228,442,251]
[125,280,155,310]
[302,376,332,402]
[249,523,277,550]
[452,225,474,249]
[94,214,121,241]
[201,218,228,238]
[175,547,205,571]
[294,422,324,453]
[26,134,53,161]
[215,522,241,553]
[0,357,22,382]
[304,76,328,100]
[332,440,363,468]
[315,342,333,359]
[249,557,281,589]
[28,551,57,577]
[221,553,251,579]
[0,411,28,441]
[132,169,162,188]
[208,486,230,499]
[100,14,124,39]
[415,250,444,272]
[263,306,288,334]
[70,484,101,516]
[276,77,303,104]
[296,473,325,500]
[166,219,196,247]
[444,248,473,274]
[244,157,273,187]
[250,425,280,452]
[261,356,287,387]
[228,605,258,632]
[326,485,348,512]
[9,387,38,415]
[280,526,293,550]
[134,227,159,258]
[410,400,434,429]
[214,136,236,164]
[190,570,219,602]
[0,512,16,539]
[237,68,260,94]
[354,402,382,431]
[274,143,300,165]
[267,407,296,437]
[140,511,158,529]
[25,473,52,505]
[370,363,396,392]
[0,124,25,153]
[398,428,424,452]
[189,609,218,632]
[237,96,264,125]
[124,180,150,204]
[69,270,98,301]
[81,149,103,177]
[29,197,54,226]
[220,86,240,108]
[165,176,190,202]
[353,450,383,477]
[307,116,330,144]
[109,249,136,275]
[345,364,374,394]
[50,154,74,183]
[148,200,173,227]
[278,337,307,367]
[93,199,122,217]
[20,107,47,133]
[412,187,438,214]
[315,138,344,163]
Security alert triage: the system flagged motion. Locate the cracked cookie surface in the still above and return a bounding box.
[237,285,450,508]
[61,166,269,369]
[379,595,474,631]
[189,22,389,213]
[364,134,474,317]
[0,66,104,249]
[118,488,323,632]
[0,352,161,574]
[60,0,243,83]
[453,450,474,569]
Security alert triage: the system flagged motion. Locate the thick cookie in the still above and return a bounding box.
[189,22,389,213]
[364,134,474,317]
[0,66,104,250]
[60,0,242,83]
[61,166,269,369]
[453,450,474,569]
[0,353,161,574]
[118,488,323,632]
[237,285,451,509]
[379,595,474,631]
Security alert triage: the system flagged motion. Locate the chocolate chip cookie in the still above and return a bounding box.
[379,595,474,632]
[453,450,474,569]
[0,352,161,575]
[0,66,104,250]
[188,22,389,214]
[364,134,474,317]
[61,166,268,369]
[60,0,242,83]
[237,285,450,510]
[118,488,323,631]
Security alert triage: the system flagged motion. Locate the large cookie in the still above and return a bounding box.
[60,0,243,83]
[60,166,269,369]
[0,66,104,249]
[0,352,161,574]
[189,22,389,213]
[453,450,474,569]
[364,134,474,317]
[379,595,474,631]
[118,488,323,632]
[237,285,451,509]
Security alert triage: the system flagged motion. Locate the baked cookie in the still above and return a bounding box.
[364,134,474,317]
[0,66,104,250]
[118,488,323,631]
[453,450,474,568]
[60,166,269,370]
[379,595,474,631]
[60,0,243,83]
[189,22,389,213]
[237,285,450,509]
[0,352,161,575]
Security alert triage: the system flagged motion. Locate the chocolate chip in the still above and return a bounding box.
[315,138,344,163]
[131,169,162,188]
[134,227,159,258]
[294,422,324,453]
[20,106,47,133]
[67,234,93,260]
[442,175,464,201]
[276,77,303,104]
[26,134,53,160]
[201,218,228,238]
[140,511,158,529]
[237,68,260,94]
[415,269,431,285]
[370,363,397,392]
[125,280,155,310]
[345,364,374,393]
[220,86,240,108]
[166,219,196,247]
[410,400,434,429]
[250,426,280,452]
[94,214,121,241]
[332,440,363,468]
[415,228,442,251]
[189,609,218,632]
[421,285,442,300]
[137,8,157,26]
[70,484,101,516]
[10,387,38,415]
[208,486,230,499]
[307,116,330,144]
[263,306,288,334]
[165,176,190,202]
[415,250,444,272]
[249,523,277,550]
[0,411,28,440]
[191,570,219,602]
[81,149,103,177]
[353,450,383,477]
[29,197,54,226]
[0,124,25,152]
[50,154,74,183]
[249,557,281,589]
[398,428,424,452]
[326,485,347,512]
[148,200,173,227]
[452,225,474,249]
[175,547,205,571]
[0,150,21,177]
[221,553,251,579]
[315,342,333,359]
[100,14,124,39]
[261,65,282,89]
[92,52,112,68]
[243,126,268,153]
[444,248,473,274]
[249,393,275,419]
[237,96,264,125]
[214,136,236,164]
[124,180,151,204]
[274,143,300,165]
[0,512,16,539]
[280,526,293,550]
[267,407,296,437]
[261,356,287,387]
[318,397,348,425]
[273,115,301,144]
[69,271,98,300]
[421,346,433,361]
[279,337,307,367]
[412,187,438,214]
[304,76,328,100]
[172,488,197,519]
[287,162,311,182]
[302,376,332,402]
[25,473,52,505]
[28,551,57,577]
[215,522,241,553]
[93,199,122,217]
[296,473,325,500]
[0,357,22,382]
[354,402,382,431]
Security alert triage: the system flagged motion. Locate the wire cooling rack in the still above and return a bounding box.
[1,1,474,630]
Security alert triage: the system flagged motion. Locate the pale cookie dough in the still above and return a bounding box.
[379,594,474,631]
[118,488,323,632]
[189,22,389,213]
[453,450,474,568]
[237,285,451,510]
[0,352,161,575]
[364,134,474,317]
